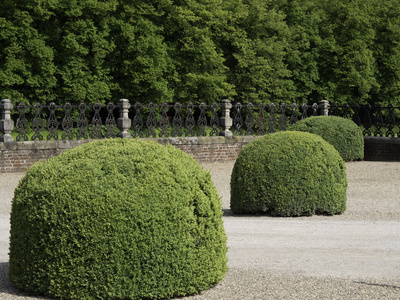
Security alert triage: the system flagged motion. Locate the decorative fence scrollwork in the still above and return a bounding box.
[16,103,29,141]
[77,103,88,140]
[61,103,73,140]
[172,103,183,137]
[256,103,266,136]
[209,103,220,136]
[31,103,44,141]
[386,104,396,137]
[245,103,254,135]
[146,103,157,138]
[198,103,207,137]
[159,102,170,138]
[289,103,298,125]
[133,102,144,138]
[234,103,243,136]
[185,103,195,137]
[105,102,116,139]
[47,102,58,140]
[279,103,287,131]
[1,99,399,142]
[91,103,103,139]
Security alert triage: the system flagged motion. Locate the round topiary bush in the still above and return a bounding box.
[289,116,364,161]
[9,139,227,300]
[230,131,347,216]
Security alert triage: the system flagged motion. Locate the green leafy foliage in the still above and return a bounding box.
[289,116,364,161]
[230,131,347,216]
[9,139,227,299]
[2,0,400,106]
[217,0,295,105]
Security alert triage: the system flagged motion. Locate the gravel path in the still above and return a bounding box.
[0,161,399,299]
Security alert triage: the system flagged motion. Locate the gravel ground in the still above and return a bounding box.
[0,161,399,299]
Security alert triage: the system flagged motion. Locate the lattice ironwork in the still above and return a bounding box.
[352,104,361,126]
[172,102,183,137]
[279,103,287,131]
[244,103,254,135]
[8,99,400,143]
[77,103,88,139]
[159,103,170,137]
[342,103,350,119]
[330,103,339,116]
[146,103,157,138]
[132,102,144,138]
[91,103,103,139]
[362,104,372,136]
[233,102,243,136]
[256,103,266,136]
[301,103,308,120]
[209,103,219,136]
[47,102,58,140]
[185,103,195,137]
[61,102,74,140]
[289,103,298,125]
[16,103,29,141]
[31,103,44,141]
[105,102,116,139]
[198,103,207,137]
[386,104,396,137]
[373,104,384,137]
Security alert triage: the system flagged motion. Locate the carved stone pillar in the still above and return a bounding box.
[117,99,132,138]
[320,100,330,116]
[219,99,233,137]
[0,99,14,142]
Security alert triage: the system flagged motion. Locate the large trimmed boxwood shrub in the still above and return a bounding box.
[289,116,364,161]
[9,139,227,300]
[230,131,347,216]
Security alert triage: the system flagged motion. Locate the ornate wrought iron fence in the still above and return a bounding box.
[1,98,399,142]
[330,103,400,137]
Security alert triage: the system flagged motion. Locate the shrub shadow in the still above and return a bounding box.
[0,262,51,299]
[222,208,276,218]
[222,208,337,218]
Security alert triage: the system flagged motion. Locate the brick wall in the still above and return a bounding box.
[1,136,398,173]
[0,136,257,173]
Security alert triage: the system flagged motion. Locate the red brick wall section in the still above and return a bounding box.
[1,136,398,173]
[0,136,258,173]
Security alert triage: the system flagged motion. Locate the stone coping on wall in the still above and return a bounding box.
[0,136,257,151]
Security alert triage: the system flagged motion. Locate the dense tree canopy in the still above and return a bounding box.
[1,0,400,106]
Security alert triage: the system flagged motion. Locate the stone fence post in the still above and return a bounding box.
[219,99,233,137]
[117,98,132,139]
[320,99,330,116]
[0,99,14,142]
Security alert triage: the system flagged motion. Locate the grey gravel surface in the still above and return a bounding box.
[0,161,399,299]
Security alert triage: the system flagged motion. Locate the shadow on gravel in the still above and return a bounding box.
[222,208,276,217]
[222,208,336,218]
[0,262,14,294]
[355,281,400,290]
[0,262,49,299]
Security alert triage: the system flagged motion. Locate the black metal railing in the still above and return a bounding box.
[1,99,399,142]
[330,103,400,137]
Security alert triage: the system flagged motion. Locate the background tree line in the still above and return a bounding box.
[1,0,400,107]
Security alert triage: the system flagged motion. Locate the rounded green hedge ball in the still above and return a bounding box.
[9,139,227,300]
[289,116,364,161]
[230,131,348,216]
